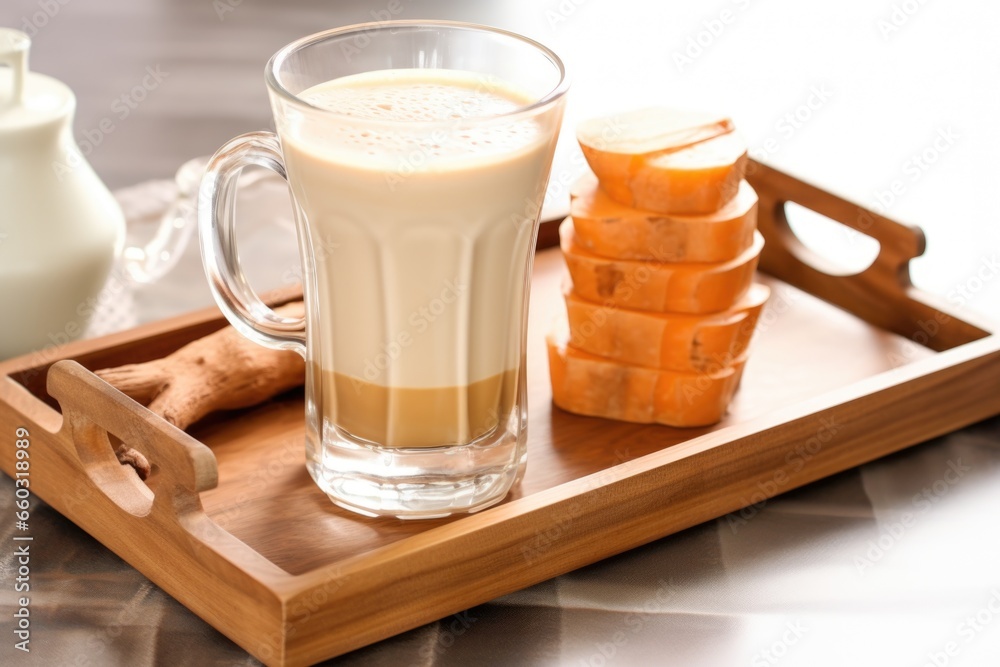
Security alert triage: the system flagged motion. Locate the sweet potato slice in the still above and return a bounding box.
[546,327,745,427]
[565,282,769,372]
[576,107,734,156]
[581,130,748,215]
[571,173,758,262]
[560,218,763,314]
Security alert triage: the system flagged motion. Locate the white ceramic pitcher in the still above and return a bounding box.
[0,29,186,359]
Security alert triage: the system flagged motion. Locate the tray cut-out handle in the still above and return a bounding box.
[746,159,991,350]
[47,360,218,519]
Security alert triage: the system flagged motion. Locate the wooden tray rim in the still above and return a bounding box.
[3,160,1000,665]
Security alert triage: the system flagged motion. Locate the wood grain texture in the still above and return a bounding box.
[1,164,999,666]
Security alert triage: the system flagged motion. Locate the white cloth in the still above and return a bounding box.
[95,163,301,333]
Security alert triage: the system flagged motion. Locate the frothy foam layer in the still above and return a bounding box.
[303,70,528,121]
[293,69,542,163]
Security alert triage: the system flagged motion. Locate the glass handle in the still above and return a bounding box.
[198,131,307,356]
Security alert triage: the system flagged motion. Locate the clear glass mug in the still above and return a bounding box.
[198,21,567,519]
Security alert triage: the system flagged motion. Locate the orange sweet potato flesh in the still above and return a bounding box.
[560,218,763,314]
[546,328,746,427]
[571,172,758,262]
[580,131,748,215]
[565,282,769,372]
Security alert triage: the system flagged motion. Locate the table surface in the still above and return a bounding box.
[2,1,1000,666]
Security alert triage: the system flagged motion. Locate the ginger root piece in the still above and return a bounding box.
[115,444,151,480]
[96,302,306,430]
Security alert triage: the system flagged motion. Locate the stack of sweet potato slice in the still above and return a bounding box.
[548,108,771,427]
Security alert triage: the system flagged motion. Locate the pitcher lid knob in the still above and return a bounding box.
[0,29,75,131]
[0,29,30,108]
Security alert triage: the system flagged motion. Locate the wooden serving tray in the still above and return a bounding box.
[3,161,1000,666]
